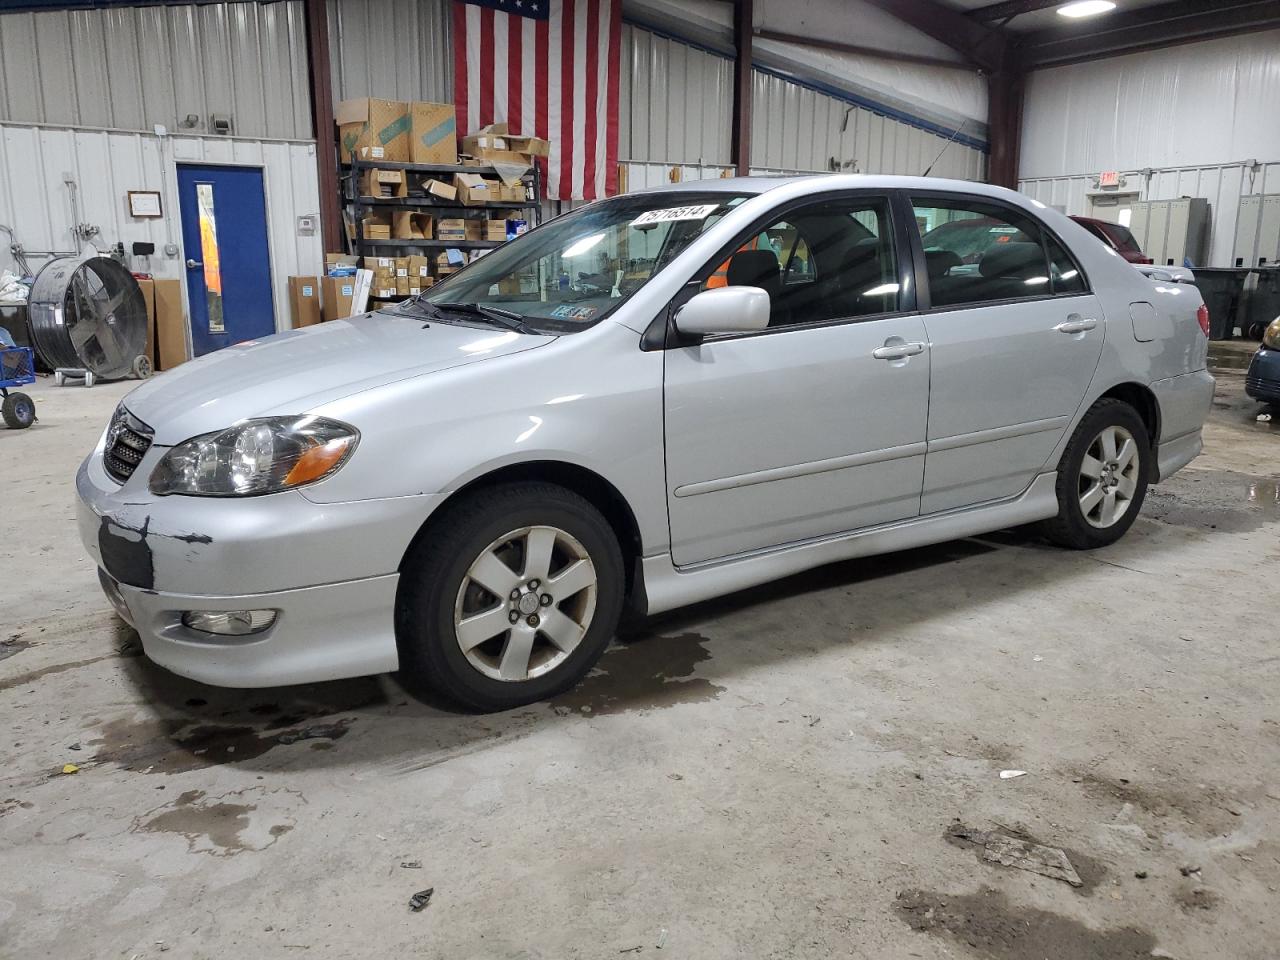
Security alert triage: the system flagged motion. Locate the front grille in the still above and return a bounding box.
[104,405,154,484]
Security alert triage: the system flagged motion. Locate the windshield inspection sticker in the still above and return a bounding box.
[549,304,598,321]
[631,204,720,227]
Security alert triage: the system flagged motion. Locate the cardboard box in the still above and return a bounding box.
[461,123,550,161]
[396,277,410,295]
[454,173,496,206]
[322,276,356,321]
[407,255,431,279]
[359,168,408,198]
[152,278,188,371]
[423,179,457,201]
[393,210,433,240]
[375,285,399,299]
[326,252,359,271]
[288,276,323,328]
[498,182,527,203]
[411,101,458,165]
[483,219,510,241]
[362,256,395,272]
[436,218,468,241]
[336,98,410,163]
[361,212,391,240]
[434,251,464,275]
[135,278,157,369]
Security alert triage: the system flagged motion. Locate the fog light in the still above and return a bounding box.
[182,609,277,636]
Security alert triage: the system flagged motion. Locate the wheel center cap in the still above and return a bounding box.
[517,592,540,615]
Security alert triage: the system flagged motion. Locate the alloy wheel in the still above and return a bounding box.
[453,525,598,682]
[1079,424,1140,529]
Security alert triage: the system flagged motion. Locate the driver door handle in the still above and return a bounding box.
[1055,317,1097,334]
[872,341,925,361]
[186,258,203,269]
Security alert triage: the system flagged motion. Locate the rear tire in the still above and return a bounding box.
[1041,399,1151,549]
[396,482,625,712]
[2,392,35,429]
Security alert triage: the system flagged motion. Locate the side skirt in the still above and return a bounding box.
[641,472,1060,616]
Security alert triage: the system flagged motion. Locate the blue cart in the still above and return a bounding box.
[1,345,37,429]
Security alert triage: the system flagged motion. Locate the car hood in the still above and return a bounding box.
[123,309,555,445]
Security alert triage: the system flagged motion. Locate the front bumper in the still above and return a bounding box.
[1246,346,1280,404]
[77,449,440,687]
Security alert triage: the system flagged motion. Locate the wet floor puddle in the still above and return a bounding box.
[551,632,724,716]
[134,787,296,856]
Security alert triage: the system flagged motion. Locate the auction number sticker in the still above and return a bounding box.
[549,304,598,321]
[631,204,720,226]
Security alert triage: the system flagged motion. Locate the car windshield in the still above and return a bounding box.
[404,191,753,334]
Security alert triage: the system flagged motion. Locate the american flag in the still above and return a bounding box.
[453,0,621,201]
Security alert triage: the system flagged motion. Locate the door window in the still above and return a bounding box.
[705,198,899,327]
[914,199,1060,308]
[1046,235,1087,294]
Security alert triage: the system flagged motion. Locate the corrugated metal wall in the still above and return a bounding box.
[619,24,733,165]
[327,0,452,104]
[618,25,984,181]
[0,2,310,140]
[1019,162,1280,268]
[749,69,983,179]
[0,122,324,334]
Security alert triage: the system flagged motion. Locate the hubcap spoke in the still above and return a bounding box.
[1114,438,1136,471]
[1080,481,1105,514]
[1102,489,1118,526]
[547,558,595,599]
[522,527,557,581]
[1100,427,1118,463]
[499,623,537,680]
[1080,453,1104,479]
[539,607,586,654]
[1116,473,1137,499]
[456,605,511,652]
[469,550,520,597]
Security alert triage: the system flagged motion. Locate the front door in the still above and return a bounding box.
[664,195,931,566]
[176,164,275,356]
[908,194,1105,514]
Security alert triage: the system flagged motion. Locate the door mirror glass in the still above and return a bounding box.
[675,286,771,337]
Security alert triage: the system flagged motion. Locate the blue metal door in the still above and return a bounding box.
[176,164,275,356]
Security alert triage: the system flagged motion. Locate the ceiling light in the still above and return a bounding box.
[1057,0,1117,18]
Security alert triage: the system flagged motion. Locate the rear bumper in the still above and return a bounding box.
[1246,346,1280,403]
[1151,368,1213,481]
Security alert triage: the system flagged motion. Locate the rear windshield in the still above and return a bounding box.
[1094,221,1142,253]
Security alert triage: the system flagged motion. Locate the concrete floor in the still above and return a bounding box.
[2,349,1277,960]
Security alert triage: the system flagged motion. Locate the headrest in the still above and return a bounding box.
[979,241,1044,279]
[726,249,780,287]
[924,249,962,279]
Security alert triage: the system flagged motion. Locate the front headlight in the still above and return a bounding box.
[1264,316,1280,350]
[149,416,358,497]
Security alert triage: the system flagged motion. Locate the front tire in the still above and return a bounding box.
[1041,399,1151,549]
[396,482,625,711]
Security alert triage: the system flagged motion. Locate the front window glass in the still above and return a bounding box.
[412,192,752,333]
[701,198,899,327]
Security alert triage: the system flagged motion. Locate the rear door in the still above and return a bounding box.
[906,193,1104,514]
[663,193,931,566]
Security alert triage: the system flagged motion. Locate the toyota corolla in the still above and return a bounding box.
[77,176,1213,711]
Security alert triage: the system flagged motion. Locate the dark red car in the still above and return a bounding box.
[1069,215,1153,264]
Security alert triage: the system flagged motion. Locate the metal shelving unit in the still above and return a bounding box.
[341,158,542,265]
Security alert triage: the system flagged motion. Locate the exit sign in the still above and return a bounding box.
[1098,170,1121,188]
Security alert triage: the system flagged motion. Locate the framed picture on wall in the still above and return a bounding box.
[128,191,163,218]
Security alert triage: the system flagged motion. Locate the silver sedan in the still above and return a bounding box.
[77,176,1213,710]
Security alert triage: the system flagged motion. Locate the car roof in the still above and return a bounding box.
[624,174,1028,201]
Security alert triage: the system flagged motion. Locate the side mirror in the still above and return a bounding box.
[674,286,771,337]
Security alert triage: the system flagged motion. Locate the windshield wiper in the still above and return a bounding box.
[433,301,537,334]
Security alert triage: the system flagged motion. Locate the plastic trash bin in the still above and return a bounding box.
[1193,268,1250,340]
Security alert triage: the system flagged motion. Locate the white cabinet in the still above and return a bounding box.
[1233,193,1280,267]
[1129,197,1209,266]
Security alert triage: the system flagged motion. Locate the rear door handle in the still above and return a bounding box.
[185,259,203,269]
[872,341,925,361]
[1055,317,1097,334]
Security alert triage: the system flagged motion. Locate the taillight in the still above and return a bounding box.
[1196,303,1210,337]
